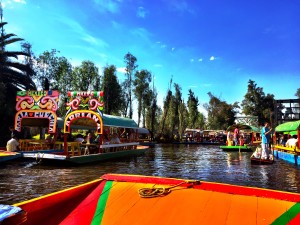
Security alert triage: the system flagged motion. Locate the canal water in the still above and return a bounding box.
[1,144,300,205]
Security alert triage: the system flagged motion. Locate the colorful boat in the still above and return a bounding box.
[273,120,300,165]
[220,124,260,152]
[220,145,254,152]
[0,151,21,163]
[20,91,148,165]
[250,147,274,164]
[3,173,300,224]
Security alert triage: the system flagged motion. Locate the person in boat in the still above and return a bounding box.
[226,131,231,145]
[74,134,85,143]
[233,126,239,146]
[239,135,245,146]
[9,126,20,139]
[6,134,20,152]
[285,135,298,148]
[261,122,272,159]
[110,133,121,144]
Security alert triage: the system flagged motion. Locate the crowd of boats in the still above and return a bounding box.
[1,90,300,224]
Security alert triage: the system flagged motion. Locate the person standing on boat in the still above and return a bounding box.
[6,134,20,152]
[233,127,239,146]
[261,122,272,159]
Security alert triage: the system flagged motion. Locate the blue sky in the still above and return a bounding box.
[3,0,300,114]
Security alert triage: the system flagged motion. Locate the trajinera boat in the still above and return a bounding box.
[220,124,260,152]
[2,173,300,224]
[13,90,148,165]
[273,120,300,165]
[250,146,274,165]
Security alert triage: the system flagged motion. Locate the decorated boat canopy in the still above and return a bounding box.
[275,120,300,133]
[64,91,105,134]
[14,90,59,133]
[58,114,138,131]
[226,124,260,132]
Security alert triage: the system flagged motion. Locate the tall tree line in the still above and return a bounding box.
[1,6,299,145]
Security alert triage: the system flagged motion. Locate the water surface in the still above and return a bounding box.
[1,144,300,205]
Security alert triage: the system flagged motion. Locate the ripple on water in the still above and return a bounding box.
[2,144,300,204]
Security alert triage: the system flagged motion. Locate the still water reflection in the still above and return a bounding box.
[1,144,300,205]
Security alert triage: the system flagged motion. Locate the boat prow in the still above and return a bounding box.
[8,173,300,225]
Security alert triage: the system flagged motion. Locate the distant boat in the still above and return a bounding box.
[220,124,260,152]
[220,145,254,152]
[250,147,274,164]
[4,173,300,224]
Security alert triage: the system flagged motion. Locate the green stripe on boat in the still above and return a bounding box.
[91,180,113,225]
[271,202,300,225]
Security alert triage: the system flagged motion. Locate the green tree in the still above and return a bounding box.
[172,83,182,133]
[34,50,73,116]
[123,52,138,119]
[178,100,188,140]
[0,23,36,90]
[160,78,173,137]
[205,92,238,130]
[241,79,275,125]
[295,88,300,99]
[133,69,152,127]
[0,9,36,145]
[101,65,125,115]
[187,89,199,128]
[71,60,99,91]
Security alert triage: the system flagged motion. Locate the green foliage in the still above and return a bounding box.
[101,65,125,115]
[241,79,275,125]
[295,88,300,99]
[124,52,138,119]
[187,89,199,128]
[205,92,238,130]
[133,69,152,126]
[71,60,99,91]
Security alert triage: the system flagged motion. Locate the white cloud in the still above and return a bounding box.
[93,0,122,13]
[198,58,203,62]
[210,56,215,61]
[171,47,175,51]
[137,6,146,18]
[117,67,126,73]
[190,58,194,62]
[13,0,26,3]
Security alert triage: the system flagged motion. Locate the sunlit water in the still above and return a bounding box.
[1,144,300,205]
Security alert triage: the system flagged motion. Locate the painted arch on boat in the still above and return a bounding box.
[64,110,103,134]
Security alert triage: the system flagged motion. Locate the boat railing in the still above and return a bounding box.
[100,142,139,153]
[274,144,299,153]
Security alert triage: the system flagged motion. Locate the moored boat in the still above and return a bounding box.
[0,151,21,163]
[220,124,260,152]
[4,173,300,224]
[14,90,149,165]
[273,120,300,165]
[220,145,254,152]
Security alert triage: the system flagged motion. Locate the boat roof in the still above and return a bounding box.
[275,120,300,132]
[57,114,138,130]
[138,127,150,134]
[226,124,260,132]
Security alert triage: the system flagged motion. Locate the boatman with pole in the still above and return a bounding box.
[261,122,272,159]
